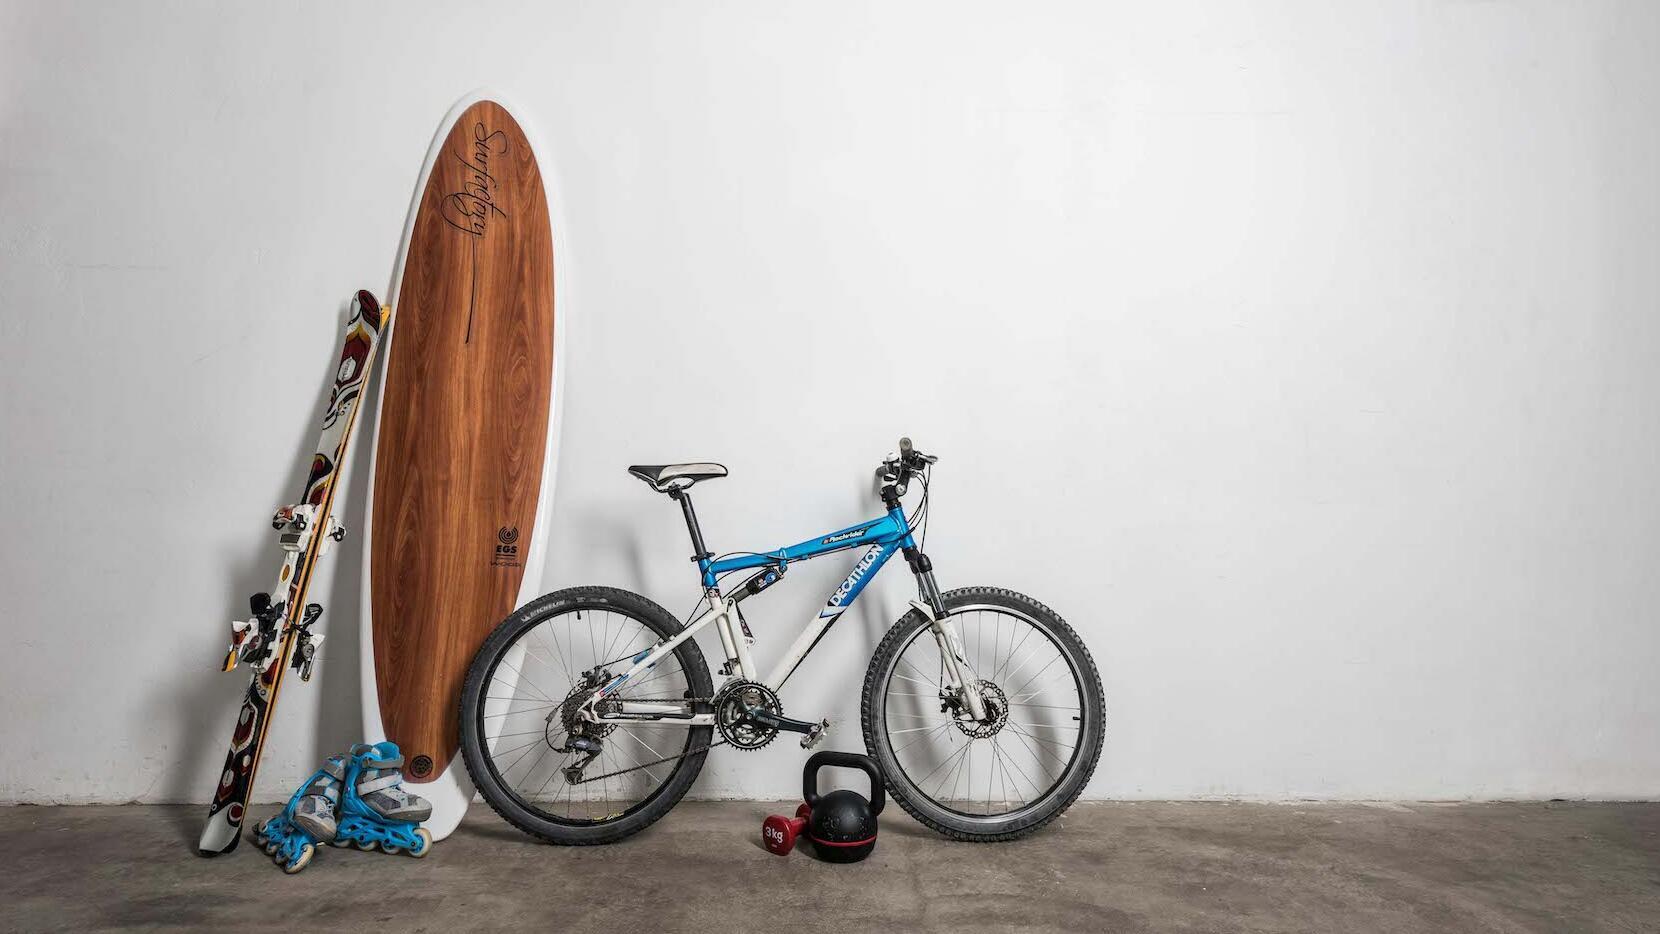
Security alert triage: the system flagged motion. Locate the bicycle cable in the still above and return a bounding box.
[678,551,774,624]
[907,463,932,549]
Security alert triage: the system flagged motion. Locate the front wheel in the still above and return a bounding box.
[861,587,1104,841]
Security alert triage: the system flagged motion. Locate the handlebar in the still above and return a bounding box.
[897,437,937,468]
[880,437,938,495]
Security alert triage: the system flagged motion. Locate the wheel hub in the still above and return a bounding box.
[549,676,614,750]
[953,680,1009,739]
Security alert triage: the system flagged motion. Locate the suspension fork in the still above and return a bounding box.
[904,546,989,722]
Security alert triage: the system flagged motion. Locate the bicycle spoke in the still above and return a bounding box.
[891,722,951,756]
[995,736,1045,802]
[540,621,575,685]
[491,656,557,704]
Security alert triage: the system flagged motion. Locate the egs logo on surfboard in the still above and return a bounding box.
[492,526,522,568]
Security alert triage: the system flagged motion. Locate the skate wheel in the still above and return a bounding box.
[383,845,402,855]
[409,828,433,858]
[263,841,279,856]
[353,838,376,851]
[253,819,270,836]
[284,843,314,874]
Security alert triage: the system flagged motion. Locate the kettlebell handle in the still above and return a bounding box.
[803,751,885,816]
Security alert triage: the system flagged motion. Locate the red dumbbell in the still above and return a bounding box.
[761,802,812,855]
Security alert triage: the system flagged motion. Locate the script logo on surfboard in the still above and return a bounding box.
[440,123,511,238]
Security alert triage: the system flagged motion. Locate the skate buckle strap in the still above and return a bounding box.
[358,773,405,795]
[322,758,346,779]
[351,741,405,770]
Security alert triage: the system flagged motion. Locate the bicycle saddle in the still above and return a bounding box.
[628,462,728,492]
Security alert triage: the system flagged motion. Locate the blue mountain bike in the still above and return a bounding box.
[460,438,1105,843]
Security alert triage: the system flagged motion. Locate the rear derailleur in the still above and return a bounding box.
[551,667,616,782]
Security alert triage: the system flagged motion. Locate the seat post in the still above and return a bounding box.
[669,489,713,563]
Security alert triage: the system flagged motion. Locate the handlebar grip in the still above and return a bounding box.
[899,437,913,458]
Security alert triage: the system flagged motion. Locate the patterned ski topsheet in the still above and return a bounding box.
[198,292,389,855]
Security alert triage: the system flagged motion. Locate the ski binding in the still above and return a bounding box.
[274,504,317,552]
[223,592,286,672]
[290,604,324,681]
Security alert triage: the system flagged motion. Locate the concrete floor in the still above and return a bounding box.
[2,802,1656,933]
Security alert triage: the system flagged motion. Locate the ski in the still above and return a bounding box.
[198,291,391,856]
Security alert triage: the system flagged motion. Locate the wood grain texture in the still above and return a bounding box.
[371,100,553,783]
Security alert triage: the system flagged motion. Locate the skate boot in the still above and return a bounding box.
[332,742,434,857]
[251,756,344,873]
[290,755,345,843]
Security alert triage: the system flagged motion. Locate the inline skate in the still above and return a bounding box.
[252,754,345,873]
[329,742,434,856]
[252,742,432,871]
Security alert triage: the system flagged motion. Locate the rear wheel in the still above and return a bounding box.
[861,587,1104,840]
[459,586,714,845]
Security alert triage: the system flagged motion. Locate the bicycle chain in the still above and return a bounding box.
[566,736,728,785]
[564,682,781,785]
[564,695,726,786]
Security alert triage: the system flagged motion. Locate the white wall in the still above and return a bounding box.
[2,0,1657,805]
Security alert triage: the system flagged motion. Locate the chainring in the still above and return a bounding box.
[714,679,782,750]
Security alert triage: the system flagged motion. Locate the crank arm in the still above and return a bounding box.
[742,705,822,736]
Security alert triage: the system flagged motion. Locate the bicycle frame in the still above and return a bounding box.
[583,500,986,727]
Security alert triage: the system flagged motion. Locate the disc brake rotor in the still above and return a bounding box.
[954,680,1009,739]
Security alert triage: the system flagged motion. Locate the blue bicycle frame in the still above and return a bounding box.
[704,507,911,596]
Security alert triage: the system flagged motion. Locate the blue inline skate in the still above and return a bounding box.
[251,743,432,871]
[252,754,345,873]
[329,742,434,857]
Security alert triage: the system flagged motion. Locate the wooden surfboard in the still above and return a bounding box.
[361,92,562,840]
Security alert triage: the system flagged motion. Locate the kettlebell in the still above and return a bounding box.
[802,751,884,863]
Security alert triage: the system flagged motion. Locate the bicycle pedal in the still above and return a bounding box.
[800,719,831,749]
